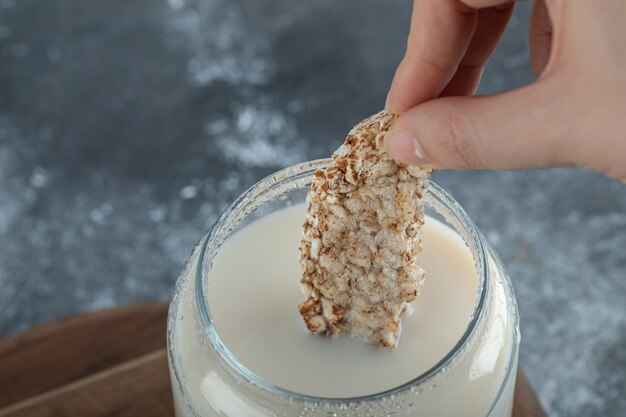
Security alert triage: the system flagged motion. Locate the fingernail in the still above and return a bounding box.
[385,130,431,166]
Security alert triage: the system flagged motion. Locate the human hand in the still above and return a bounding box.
[385,0,626,183]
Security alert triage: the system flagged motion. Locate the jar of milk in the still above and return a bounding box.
[167,159,520,417]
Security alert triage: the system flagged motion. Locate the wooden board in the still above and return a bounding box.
[0,303,547,417]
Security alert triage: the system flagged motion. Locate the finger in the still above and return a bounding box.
[386,0,516,114]
[386,0,479,114]
[529,0,553,77]
[441,3,515,96]
[385,79,573,169]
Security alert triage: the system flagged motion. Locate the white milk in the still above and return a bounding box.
[169,202,517,417]
[208,203,478,397]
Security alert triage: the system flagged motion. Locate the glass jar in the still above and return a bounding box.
[167,159,520,417]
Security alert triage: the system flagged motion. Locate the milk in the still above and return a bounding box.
[208,203,478,397]
[169,202,517,417]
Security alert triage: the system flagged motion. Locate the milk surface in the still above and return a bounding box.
[208,203,479,398]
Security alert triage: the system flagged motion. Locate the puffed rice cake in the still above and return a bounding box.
[299,110,431,349]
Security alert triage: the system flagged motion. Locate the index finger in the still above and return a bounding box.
[386,0,514,114]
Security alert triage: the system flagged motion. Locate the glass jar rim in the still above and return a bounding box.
[194,159,489,404]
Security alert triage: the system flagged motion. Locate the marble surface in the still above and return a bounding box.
[1,0,625,415]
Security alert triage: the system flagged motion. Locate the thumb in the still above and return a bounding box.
[385,80,573,170]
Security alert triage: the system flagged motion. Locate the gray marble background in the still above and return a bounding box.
[1,0,625,415]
